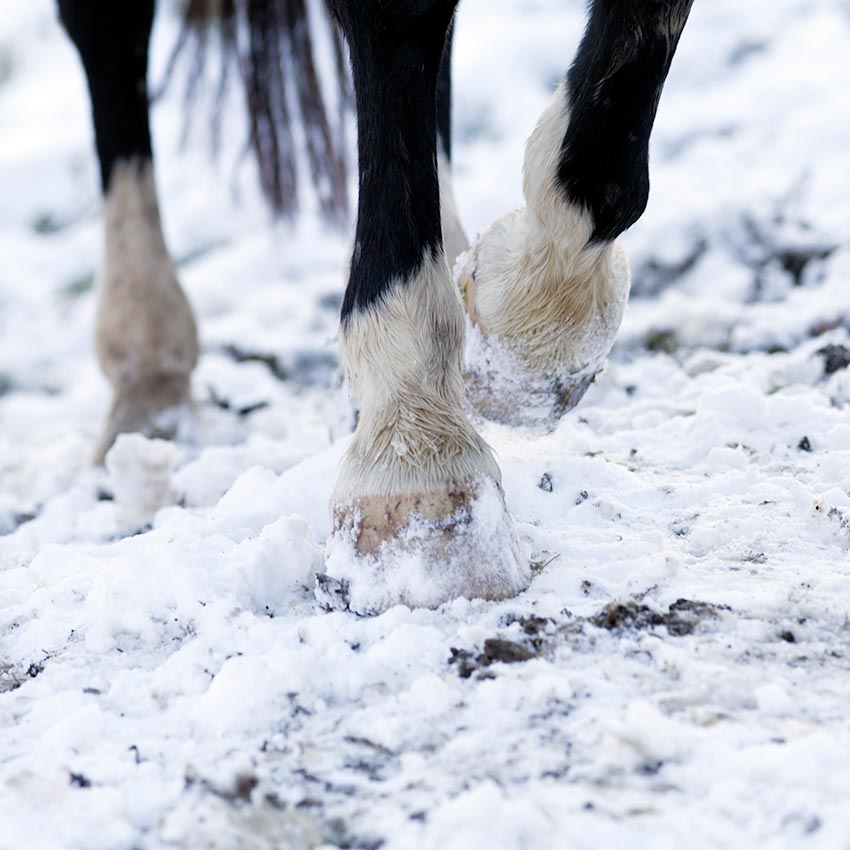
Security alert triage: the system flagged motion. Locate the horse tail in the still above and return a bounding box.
[165,0,350,224]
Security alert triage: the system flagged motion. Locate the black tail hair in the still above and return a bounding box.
[164,0,350,224]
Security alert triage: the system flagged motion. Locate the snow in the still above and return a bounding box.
[3,0,850,848]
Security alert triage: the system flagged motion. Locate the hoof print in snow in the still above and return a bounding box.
[817,344,850,376]
[315,573,351,612]
[591,598,721,637]
[538,473,554,492]
[798,436,813,452]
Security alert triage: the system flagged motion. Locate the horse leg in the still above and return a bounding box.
[58,0,199,462]
[459,0,694,424]
[437,22,469,271]
[324,0,528,611]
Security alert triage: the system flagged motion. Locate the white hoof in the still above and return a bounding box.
[458,218,630,426]
[325,475,529,615]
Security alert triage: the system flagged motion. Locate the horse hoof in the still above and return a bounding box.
[94,373,194,464]
[324,476,530,616]
[457,211,631,429]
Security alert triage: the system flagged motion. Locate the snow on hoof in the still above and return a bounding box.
[458,229,629,427]
[325,476,529,616]
[456,83,631,428]
[94,373,194,464]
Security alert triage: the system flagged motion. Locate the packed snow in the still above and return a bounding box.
[3,1,850,848]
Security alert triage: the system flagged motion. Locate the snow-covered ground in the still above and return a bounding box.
[3,1,850,847]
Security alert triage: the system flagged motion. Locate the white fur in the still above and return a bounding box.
[458,83,631,420]
[334,251,499,501]
[94,159,199,460]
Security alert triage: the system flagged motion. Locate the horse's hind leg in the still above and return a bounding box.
[460,0,694,425]
[58,0,199,462]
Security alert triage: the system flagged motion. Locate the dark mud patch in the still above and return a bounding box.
[450,600,724,679]
[223,345,291,381]
[591,599,722,637]
[449,638,539,679]
[818,344,850,376]
[69,772,92,789]
[222,344,338,387]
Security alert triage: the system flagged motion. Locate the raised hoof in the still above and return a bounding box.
[463,328,600,430]
[324,477,530,615]
[456,216,630,430]
[94,373,194,465]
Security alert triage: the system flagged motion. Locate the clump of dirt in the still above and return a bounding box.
[449,637,539,679]
[818,344,850,376]
[482,638,536,664]
[645,329,680,355]
[591,598,721,637]
[538,473,554,492]
[69,772,92,789]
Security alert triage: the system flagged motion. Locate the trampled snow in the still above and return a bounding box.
[3,1,850,848]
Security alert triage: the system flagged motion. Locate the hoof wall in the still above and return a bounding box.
[323,477,530,615]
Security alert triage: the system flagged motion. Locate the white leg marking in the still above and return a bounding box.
[326,252,529,613]
[94,159,199,461]
[458,83,631,424]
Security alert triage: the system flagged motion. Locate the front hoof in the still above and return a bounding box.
[463,326,600,429]
[456,209,630,429]
[324,477,530,615]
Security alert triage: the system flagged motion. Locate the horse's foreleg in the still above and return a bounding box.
[59,0,199,462]
[460,0,694,425]
[323,0,528,612]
